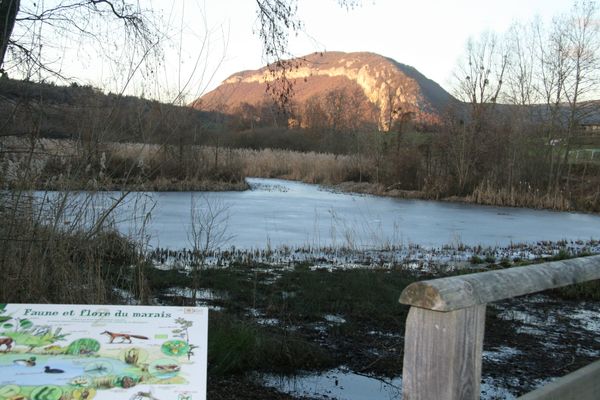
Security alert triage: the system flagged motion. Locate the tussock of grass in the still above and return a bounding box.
[272,267,416,325]
[208,313,332,375]
[470,255,484,264]
[146,267,190,292]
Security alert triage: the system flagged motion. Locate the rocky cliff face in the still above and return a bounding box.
[193,51,457,130]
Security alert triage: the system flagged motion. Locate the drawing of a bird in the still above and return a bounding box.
[44,366,65,373]
[13,356,36,367]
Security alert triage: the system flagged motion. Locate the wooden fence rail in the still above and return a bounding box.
[398,254,600,400]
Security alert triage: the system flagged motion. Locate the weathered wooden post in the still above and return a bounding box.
[402,304,485,399]
[400,277,488,400]
[399,254,600,400]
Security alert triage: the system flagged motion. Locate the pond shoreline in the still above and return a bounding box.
[29,177,600,250]
[18,176,599,214]
[26,179,250,193]
[329,180,600,215]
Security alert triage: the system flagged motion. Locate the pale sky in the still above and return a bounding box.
[159,0,573,102]
[18,0,576,102]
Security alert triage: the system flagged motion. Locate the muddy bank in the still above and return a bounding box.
[145,250,600,399]
[331,181,599,214]
[32,179,249,192]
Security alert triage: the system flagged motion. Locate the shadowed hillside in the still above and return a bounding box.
[0,77,224,143]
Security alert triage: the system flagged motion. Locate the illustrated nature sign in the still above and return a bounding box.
[0,303,208,400]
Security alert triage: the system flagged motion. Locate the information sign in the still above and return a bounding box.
[0,303,208,400]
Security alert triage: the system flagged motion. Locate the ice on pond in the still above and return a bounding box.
[39,178,600,250]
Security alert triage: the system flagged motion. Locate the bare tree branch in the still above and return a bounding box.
[254,0,363,110]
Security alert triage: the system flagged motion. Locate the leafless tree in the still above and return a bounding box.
[451,31,510,193]
[0,0,20,72]
[380,75,419,132]
[496,22,539,191]
[556,0,600,189]
[527,1,600,190]
[187,194,231,304]
[0,0,157,80]
[455,31,509,114]
[505,22,539,106]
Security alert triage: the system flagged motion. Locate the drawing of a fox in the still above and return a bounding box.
[101,331,149,344]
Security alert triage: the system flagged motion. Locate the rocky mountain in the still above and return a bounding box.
[192,51,458,130]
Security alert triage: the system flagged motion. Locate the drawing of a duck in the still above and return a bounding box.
[13,356,36,367]
[44,366,65,374]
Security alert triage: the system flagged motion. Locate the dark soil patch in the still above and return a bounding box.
[481,295,599,396]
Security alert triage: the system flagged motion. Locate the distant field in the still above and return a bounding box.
[570,147,600,163]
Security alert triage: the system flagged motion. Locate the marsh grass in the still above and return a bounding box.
[192,264,417,325]
[154,263,420,375]
[548,280,600,301]
[544,251,600,300]
[0,215,143,304]
[208,313,333,375]
[0,188,155,304]
[270,266,416,325]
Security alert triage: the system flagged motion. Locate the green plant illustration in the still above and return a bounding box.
[161,339,189,357]
[0,385,20,398]
[0,305,70,351]
[1,324,68,351]
[66,338,101,355]
[0,303,10,325]
[30,385,63,400]
[171,317,198,360]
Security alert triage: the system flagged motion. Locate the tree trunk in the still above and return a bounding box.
[0,0,20,72]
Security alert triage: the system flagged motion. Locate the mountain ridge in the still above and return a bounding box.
[193,51,458,129]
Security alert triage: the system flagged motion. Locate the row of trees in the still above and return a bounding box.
[447,0,600,205]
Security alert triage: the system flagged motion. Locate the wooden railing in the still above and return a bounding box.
[398,254,600,400]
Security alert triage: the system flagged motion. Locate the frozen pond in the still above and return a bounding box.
[38,178,600,250]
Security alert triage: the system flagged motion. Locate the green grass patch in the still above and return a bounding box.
[470,255,484,264]
[547,280,600,301]
[271,268,416,325]
[145,267,190,291]
[181,265,420,375]
[198,265,417,326]
[208,313,332,375]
